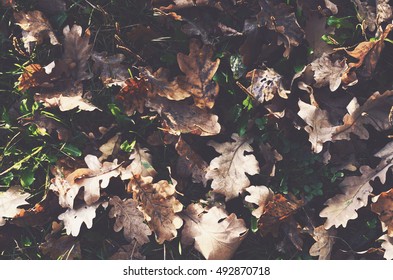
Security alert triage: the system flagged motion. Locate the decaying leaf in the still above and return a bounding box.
[14,10,59,53]
[371,188,393,237]
[310,53,347,92]
[37,0,66,15]
[181,204,248,260]
[50,155,121,208]
[121,144,157,179]
[58,202,101,236]
[298,99,337,153]
[176,39,220,109]
[146,96,221,136]
[258,194,304,236]
[380,234,393,259]
[352,0,392,34]
[246,68,289,103]
[206,133,260,201]
[158,0,227,11]
[333,91,393,141]
[244,185,274,218]
[62,24,93,82]
[0,186,30,226]
[129,175,183,244]
[99,133,121,161]
[342,24,392,85]
[91,52,129,87]
[117,77,148,116]
[18,64,50,91]
[320,141,393,229]
[309,225,336,260]
[257,0,305,57]
[175,137,208,186]
[40,234,81,260]
[108,196,152,244]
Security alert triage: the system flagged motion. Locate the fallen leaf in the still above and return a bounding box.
[40,234,81,260]
[117,77,148,116]
[376,0,393,26]
[298,99,337,153]
[244,185,274,218]
[257,0,305,57]
[14,10,59,53]
[320,141,393,229]
[206,133,260,201]
[246,68,289,103]
[146,96,221,136]
[50,155,121,208]
[333,91,393,141]
[62,25,93,81]
[181,204,248,260]
[309,225,336,260]
[342,24,392,85]
[91,52,129,87]
[18,64,50,91]
[380,234,393,259]
[0,186,30,226]
[120,144,157,179]
[37,0,66,15]
[310,53,348,92]
[108,196,152,244]
[175,137,208,186]
[258,194,304,236]
[158,0,227,11]
[129,175,183,244]
[371,188,393,237]
[99,133,121,161]
[351,0,377,32]
[58,202,100,236]
[176,39,220,109]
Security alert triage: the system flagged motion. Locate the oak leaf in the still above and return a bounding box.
[40,235,81,260]
[258,194,304,236]
[257,0,305,57]
[244,185,274,218]
[91,52,129,87]
[121,144,157,179]
[206,133,260,201]
[50,155,121,208]
[258,142,283,177]
[116,77,148,116]
[246,68,289,103]
[129,175,183,244]
[342,24,392,85]
[58,202,100,236]
[98,133,121,161]
[309,225,336,260]
[176,39,220,109]
[14,10,59,53]
[62,25,93,82]
[109,240,145,260]
[146,96,221,136]
[332,91,393,141]
[310,53,347,92]
[175,137,208,186]
[0,186,30,226]
[320,141,393,229]
[298,99,337,153]
[181,204,248,260]
[108,196,152,244]
[371,188,393,237]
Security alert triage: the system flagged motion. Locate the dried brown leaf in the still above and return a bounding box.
[371,188,393,237]
[333,91,393,141]
[146,96,221,136]
[320,141,393,228]
[110,240,145,260]
[206,133,260,201]
[108,196,152,244]
[309,225,336,260]
[91,52,129,87]
[40,235,81,260]
[14,10,59,53]
[380,234,393,259]
[246,68,289,103]
[129,175,183,244]
[258,142,283,177]
[181,204,248,260]
[121,144,157,179]
[117,77,148,116]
